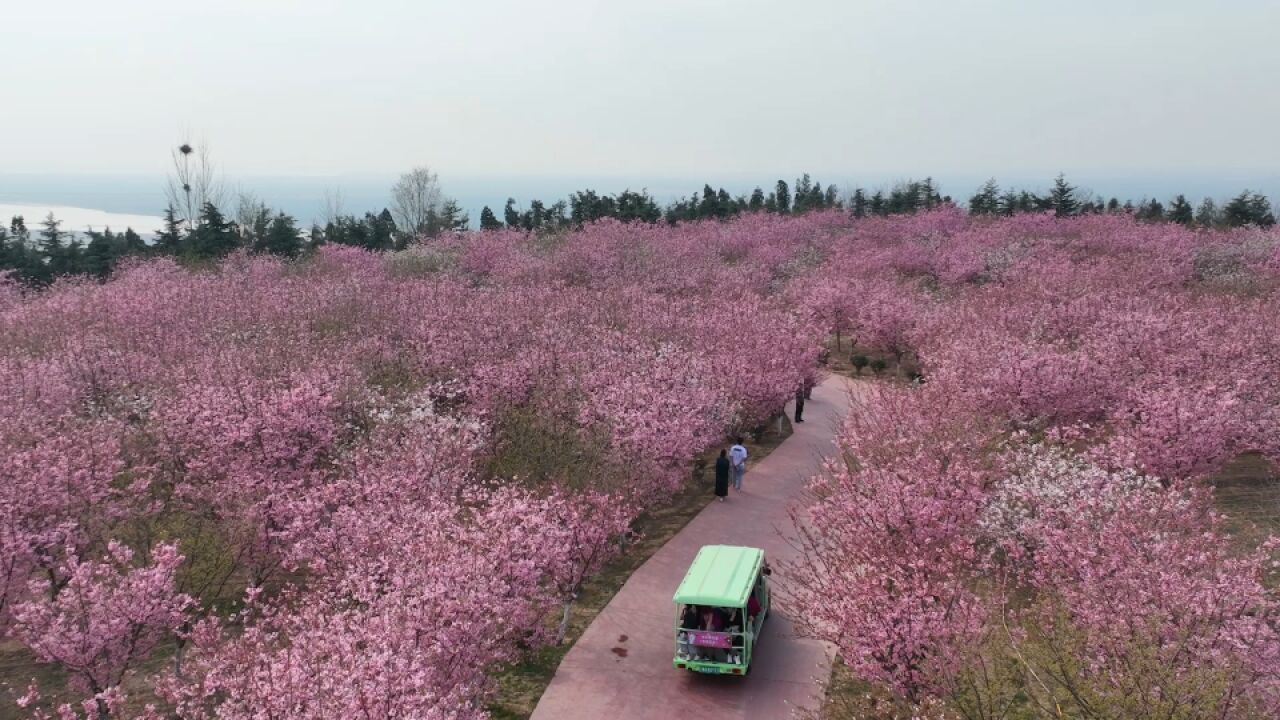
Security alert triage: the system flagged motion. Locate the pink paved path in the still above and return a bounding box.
[530,376,854,720]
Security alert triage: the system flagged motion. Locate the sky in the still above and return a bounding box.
[3,0,1280,211]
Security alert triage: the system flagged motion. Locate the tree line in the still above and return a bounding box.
[2,160,1275,286]
[967,174,1276,227]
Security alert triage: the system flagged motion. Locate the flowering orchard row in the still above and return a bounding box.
[0,216,828,718]
[789,210,1280,718]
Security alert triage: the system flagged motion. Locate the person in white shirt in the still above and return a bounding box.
[728,437,748,491]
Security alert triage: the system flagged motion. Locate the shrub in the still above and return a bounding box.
[868,358,887,374]
[851,354,870,374]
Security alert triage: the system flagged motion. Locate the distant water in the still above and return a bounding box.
[0,203,164,236]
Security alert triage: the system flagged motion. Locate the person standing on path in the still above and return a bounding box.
[714,449,730,502]
[794,386,806,423]
[729,437,747,491]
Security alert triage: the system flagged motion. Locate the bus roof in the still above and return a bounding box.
[672,545,764,608]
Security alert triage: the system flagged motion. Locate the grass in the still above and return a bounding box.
[487,414,794,720]
[1210,452,1280,552]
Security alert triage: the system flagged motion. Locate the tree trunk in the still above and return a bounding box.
[556,596,576,645]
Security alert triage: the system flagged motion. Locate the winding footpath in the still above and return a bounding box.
[531,376,855,720]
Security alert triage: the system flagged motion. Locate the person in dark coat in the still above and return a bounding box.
[714,449,730,501]
[794,386,805,423]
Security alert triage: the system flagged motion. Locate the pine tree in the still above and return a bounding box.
[1135,199,1165,222]
[1168,195,1194,225]
[698,185,719,218]
[9,217,29,249]
[1195,198,1221,227]
[253,213,302,257]
[748,187,765,211]
[775,180,791,214]
[376,209,398,249]
[504,198,521,228]
[968,179,1001,215]
[919,177,940,209]
[479,206,502,230]
[189,202,238,260]
[438,199,469,233]
[154,204,185,255]
[1223,190,1276,228]
[823,184,840,209]
[850,188,868,218]
[38,213,65,269]
[998,191,1020,216]
[715,188,733,218]
[869,190,886,216]
[794,174,813,212]
[616,190,661,223]
[1049,174,1078,217]
[83,230,116,278]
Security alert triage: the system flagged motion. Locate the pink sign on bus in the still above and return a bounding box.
[687,631,733,649]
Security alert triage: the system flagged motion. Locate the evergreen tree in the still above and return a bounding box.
[1168,194,1194,225]
[1195,197,1221,227]
[887,181,920,214]
[1223,190,1276,227]
[869,190,886,216]
[1049,174,1078,217]
[38,213,65,270]
[83,230,116,279]
[823,184,840,209]
[121,228,145,256]
[438,199,469,233]
[9,216,29,248]
[545,200,569,229]
[523,200,545,231]
[794,174,813,212]
[1135,199,1165,222]
[1106,197,1121,213]
[189,202,239,260]
[919,177,940,209]
[479,206,502,230]
[850,188,868,218]
[715,188,734,218]
[748,187,765,211]
[154,205,185,255]
[968,179,1001,215]
[253,212,302,257]
[698,185,719,218]
[616,190,661,223]
[504,198,521,228]
[375,209,398,249]
[775,180,791,214]
[998,191,1020,216]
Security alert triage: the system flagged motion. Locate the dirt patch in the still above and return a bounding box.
[822,337,916,382]
[1210,452,1280,552]
[610,647,628,659]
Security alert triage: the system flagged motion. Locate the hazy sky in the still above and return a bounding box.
[5,0,1280,181]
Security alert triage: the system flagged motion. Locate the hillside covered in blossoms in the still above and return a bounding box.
[2,209,1278,719]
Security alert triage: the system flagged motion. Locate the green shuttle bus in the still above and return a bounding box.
[672,545,770,676]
